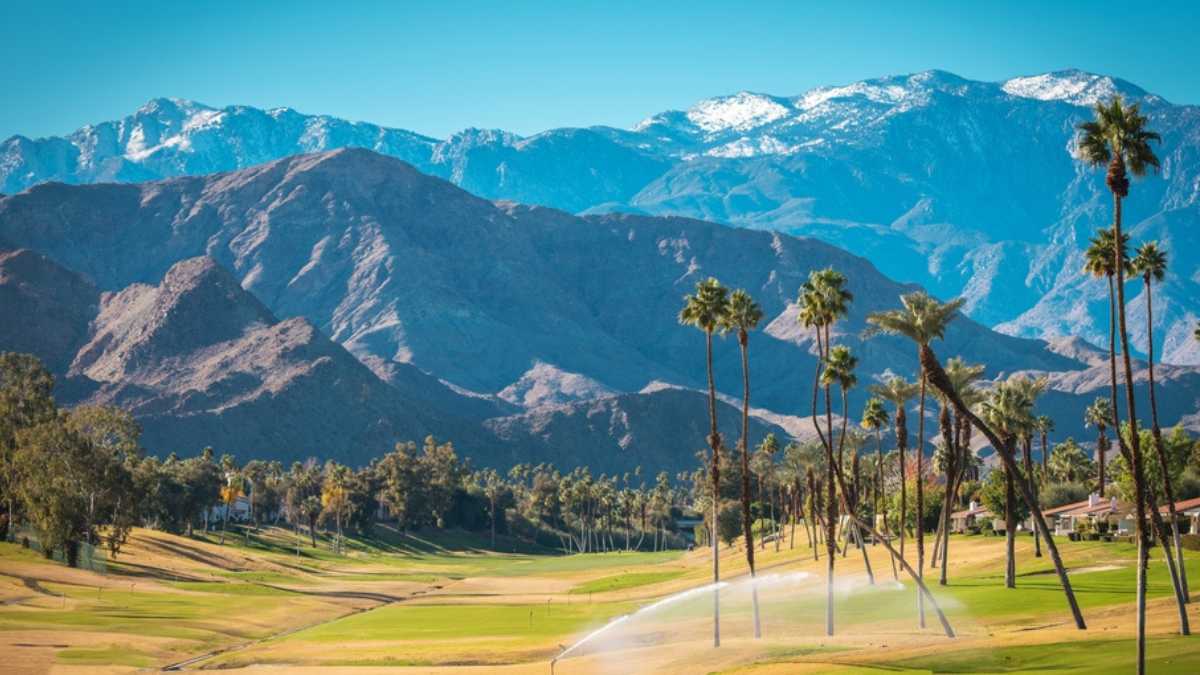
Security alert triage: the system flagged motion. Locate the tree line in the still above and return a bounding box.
[0,353,696,565]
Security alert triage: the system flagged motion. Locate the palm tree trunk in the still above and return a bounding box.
[1005,467,1016,588]
[704,329,721,648]
[1145,276,1189,602]
[844,389,874,585]
[1113,184,1149,675]
[1102,273,1121,497]
[1024,437,1042,558]
[736,334,762,639]
[916,367,927,628]
[920,344,1087,630]
[898,407,908,565]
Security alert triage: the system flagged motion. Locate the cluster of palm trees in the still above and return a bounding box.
[678,96,1188,672]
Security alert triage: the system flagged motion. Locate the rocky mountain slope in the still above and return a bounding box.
[4,70,1197,365]
[1,150,1196,470]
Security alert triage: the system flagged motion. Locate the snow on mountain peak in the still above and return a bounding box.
[685,92,793,133]
[1001,70,1149,107]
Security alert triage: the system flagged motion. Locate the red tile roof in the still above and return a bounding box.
[1160,496,1200,515]
[1042,499,1090,517]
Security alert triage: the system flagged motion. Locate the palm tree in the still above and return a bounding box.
[860,397,889,554]
[867,291,961,627]
[869,376,918,564]
[721,288,765,637]
[678,276,730,648]
[1132,242,1188,602]
[823,345,874,585]
[1084,397,1113,496]
[1048,440,1094,484]
[1012,376,1047,559]
[980,379,1034,588]
[799,268,852,636]
[931,357,984,583]
[870,291,1087,630]
[1078,98,1161,673]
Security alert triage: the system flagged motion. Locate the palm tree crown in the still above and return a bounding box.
[679,277,730,333]
[722,289,763,342]
[870,376,919,409]
[866,292,965,346]
[1083,227,1131,278]
[1084,397,1113,432]
[1131,241,1167,283]
[799,268,853,329]
[1076,96,1161,197]
[860,397,889,432]
[821,345,858,391]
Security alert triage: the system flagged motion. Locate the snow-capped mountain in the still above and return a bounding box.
[3,69,1197,365]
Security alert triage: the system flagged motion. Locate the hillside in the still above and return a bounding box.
[4,70,1198,364]
[1,150,1196,468]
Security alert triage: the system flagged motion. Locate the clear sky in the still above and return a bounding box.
[4,1,1199,140]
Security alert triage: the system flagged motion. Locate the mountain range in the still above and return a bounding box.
[4,69,1198,368]
[2,148,1197,473]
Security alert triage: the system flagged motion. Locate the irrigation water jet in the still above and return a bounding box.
[550,571,814,669]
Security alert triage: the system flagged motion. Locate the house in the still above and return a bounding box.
[950,501,991,534]
[209,495,252,522]
[1160,496,1200,535]
[1057,494,1134,535]
[1040,498,1091,536]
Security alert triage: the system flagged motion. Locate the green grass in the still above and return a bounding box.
[880,637,1200,674]
[569,569,686,594]
[287,601,632,644]
[166,580,300,595]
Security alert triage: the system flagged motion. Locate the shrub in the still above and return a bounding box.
[1042,482,1089,509]
[1182,534,1200,552]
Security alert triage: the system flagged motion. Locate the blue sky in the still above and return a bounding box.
[4,1,1199,140]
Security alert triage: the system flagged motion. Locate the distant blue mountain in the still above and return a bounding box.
[3,69,1198,364]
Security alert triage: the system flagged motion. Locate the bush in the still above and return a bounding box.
[1042,482,1089,509]
[1182,534,1200,552]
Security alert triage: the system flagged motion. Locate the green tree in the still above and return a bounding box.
[1048,439,1094,484]
[0,353,57,539]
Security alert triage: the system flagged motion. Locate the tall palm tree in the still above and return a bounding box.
[860,397,889,555]
[1132,242,1188,602]
[720,288,764,637]
[1084,397,1113,497]
[823,345,874,584]
[1012,376,1047,559]
[931,357,984,583]
[678,276,730,648]
[870,377,918,564]
[980,379,1034,588]
[867,291,961,628]
[799,268,852,636]
[870,291,1087,630]
[1078,97,1161,674]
